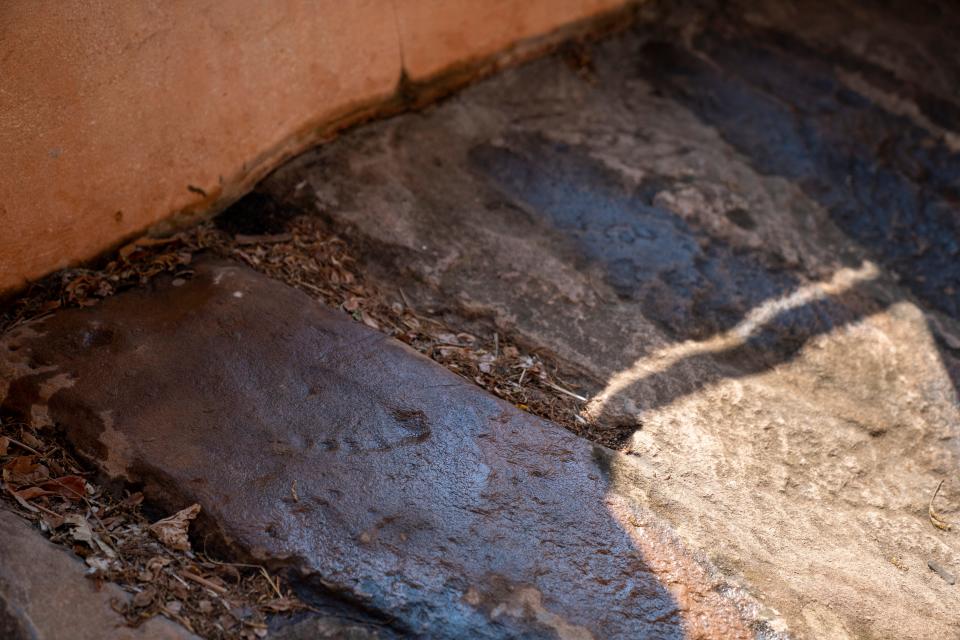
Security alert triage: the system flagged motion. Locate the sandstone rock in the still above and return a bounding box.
[0,261,753,639]
[256,4,960,637]
[0,508,196,640]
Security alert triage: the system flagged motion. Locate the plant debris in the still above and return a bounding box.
[150,503,202,552]
[929,479,953,532]
[0,417,304,639]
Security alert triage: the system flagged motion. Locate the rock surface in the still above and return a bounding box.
[254,1,960,637]
[0,508,195,640]
[0,261,755,639]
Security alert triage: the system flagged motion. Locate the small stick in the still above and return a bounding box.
[542,381,588,403]
[260,567,284,599]
[181,569,228,595]
[929,479,953,531]
[6,437,41,456]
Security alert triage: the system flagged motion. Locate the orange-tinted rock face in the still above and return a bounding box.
[0,0,400,295]
[395,0,627,81]
[0,0,631,297]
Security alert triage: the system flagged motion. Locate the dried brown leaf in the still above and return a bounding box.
[149,503,201,551]
[14,486,52,501]
[39,475,87,501]
[41,512,65,530]
[132,586,158,609]
[121,491,144,508]
[64,513,96,545]
[20,431,43,450]
[3,456,49,485]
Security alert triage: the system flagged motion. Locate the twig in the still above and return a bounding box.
[6,436,41,456]
[929,479,953,531]
[199,553,268,571]
[260,567,284,599]
[541,380,588,403]
[180,569,228,595]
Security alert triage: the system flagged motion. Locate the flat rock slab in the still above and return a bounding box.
[257,2,960,637]
[0,261,753,639]
[0,508,195,640]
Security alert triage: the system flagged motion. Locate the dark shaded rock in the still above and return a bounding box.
[0,508,195,640]
[269,615,386,640]
[928,560,956,586]
[0,261,754,639]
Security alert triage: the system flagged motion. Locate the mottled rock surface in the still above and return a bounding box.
[0,261,755,639]
[251,1,960,637]
[0,508,196,640]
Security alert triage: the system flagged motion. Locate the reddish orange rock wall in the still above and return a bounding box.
[0,0,630,296]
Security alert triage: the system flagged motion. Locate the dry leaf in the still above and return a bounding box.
[41,512,65,530]
[150,503,201,551]
[64,513,116,557]
[64,513,96,546]
[0,436,9,457]
[20,431,43,450]
[132,587,158,609]
[3,481,39,513]
[122,491,145,508]
[14,486,52,501]
[85,556,112,574]
[40,475,87,501]
[3,456,49,486]
[11,475,85,502]
[360,310,379,330]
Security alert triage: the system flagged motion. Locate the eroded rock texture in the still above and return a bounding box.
[0,262,754,639]
[253,1,960,637]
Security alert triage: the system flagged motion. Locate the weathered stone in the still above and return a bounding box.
[0,508,195,640]
[0,261,755,639]
[255,2,960,637]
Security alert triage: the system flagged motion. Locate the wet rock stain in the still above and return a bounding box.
[638,28,960,321]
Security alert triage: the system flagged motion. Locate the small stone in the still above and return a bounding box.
[928,560,956,585]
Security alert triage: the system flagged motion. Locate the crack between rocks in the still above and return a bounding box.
[390,0,407,79]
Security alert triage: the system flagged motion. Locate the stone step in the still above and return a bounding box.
[0,260,752,639]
